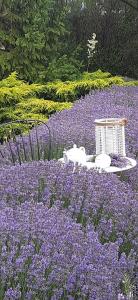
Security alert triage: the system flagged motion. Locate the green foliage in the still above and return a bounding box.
[56,83,77,101]
[0,72,44,108]
[0,0,68,81]
[17,98,72,115]
[1,110,48,123]
[122,80,138,86]
[0,1,138,80]
[0,72,23,87]
[0,123,30,143]
[0,85,40,107]
[0,71,137,134]
[38,74,127,102]
[82,69,111,80]
[45,55,82,82]
[107,76,124,85]
[74,79,110,97]
[38,81,65,99]
[0,107,16,122]
[0,73,72,139]
[121,274,135,298]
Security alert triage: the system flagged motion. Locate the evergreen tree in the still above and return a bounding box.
[0,0,67,81]
[0,0,138,80]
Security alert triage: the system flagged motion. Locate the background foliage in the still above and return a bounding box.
[0,71,137,125]
[1,70,137,142]
[0,0,138,82]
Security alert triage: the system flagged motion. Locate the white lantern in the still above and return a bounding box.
[94,118,127,156]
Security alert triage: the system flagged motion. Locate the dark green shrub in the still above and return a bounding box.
[45,55,82,82]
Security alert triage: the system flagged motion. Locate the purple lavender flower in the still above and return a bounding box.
[0,202,132,299]
[110,153,132,168]
[4,288,21,300]
[0,85,137,298]
[0,160,137,253]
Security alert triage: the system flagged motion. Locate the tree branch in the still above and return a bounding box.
[119,0,138,11]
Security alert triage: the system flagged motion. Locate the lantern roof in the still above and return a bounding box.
[94,118,127,126]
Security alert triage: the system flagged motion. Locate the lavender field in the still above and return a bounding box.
[0,86,138,299]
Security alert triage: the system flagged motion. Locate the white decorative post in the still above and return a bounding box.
[94,118,127,156]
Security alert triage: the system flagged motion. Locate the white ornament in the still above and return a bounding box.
[87,33,98,59]
[63,144,87,165]
[95,154,111,169]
